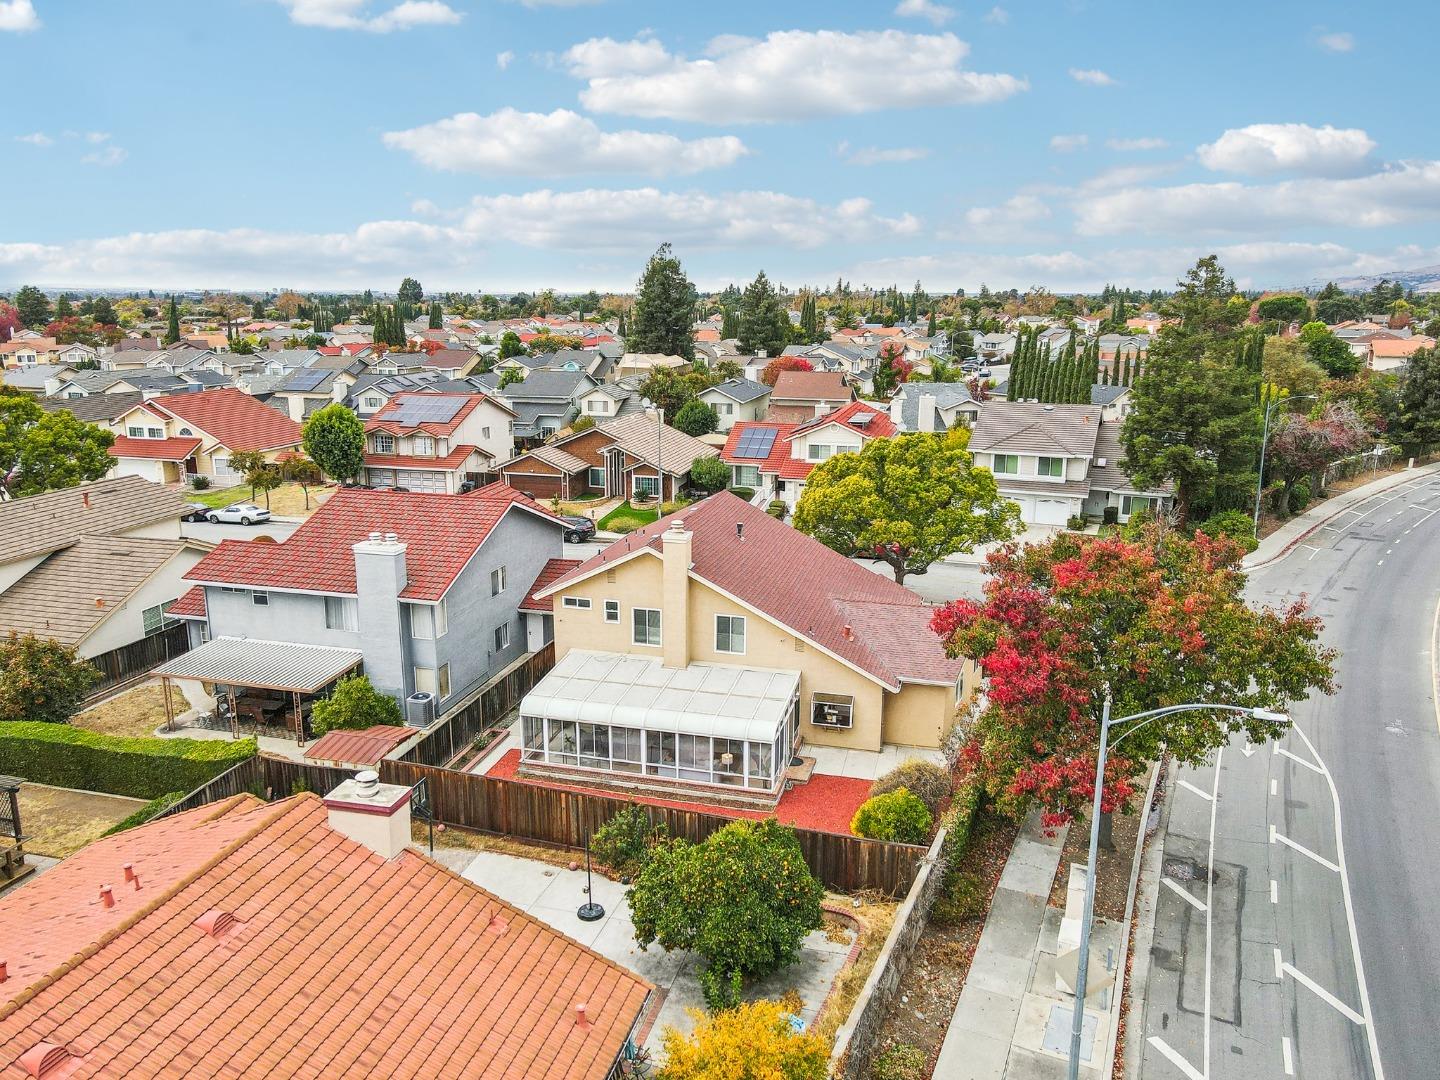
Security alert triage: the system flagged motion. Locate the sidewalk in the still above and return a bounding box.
[935,813,1123,1080]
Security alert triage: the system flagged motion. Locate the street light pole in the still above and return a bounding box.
[1252,393,1317,537]
[1066,700,1288,1080]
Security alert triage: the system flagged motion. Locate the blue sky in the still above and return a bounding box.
[1,0,1434,294]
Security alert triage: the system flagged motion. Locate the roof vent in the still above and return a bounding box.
[1095,457,1107,467]
[368,531,382,542]
[736,522,745,541]
[384,532,398,544]
[575,1003,593,1029]
[842,624,854,641]
[82,492,90,510]
[0,959,7,982]
[1043,404,1054,411]
[19,1043,72,1080]
[354,769,380,798]
[486,912,510,935]
[194,909,240,938]
[99,885,115,909]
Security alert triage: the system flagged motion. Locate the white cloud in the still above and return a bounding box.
[1073,161,1440,236]
[984,6,1009,24]
[1106,136,1167,151]
[1076,163,1182,191]
[383,108,748,176]
[1068,68,1115,86]
[495,50,514,70]
[1049,133,1088,152]
[82,131,111,144]
[277,0,461,32]
[1317,31,1354,52]
[14,132,52,146]
[894,0,954,26]
[839,142,931,166]
[964,194,1051,229]
[81,146,127,167]
[519,0,600,6]
[565,30,1026,123]
[1196,122,1375,177]
[0,0,39,32]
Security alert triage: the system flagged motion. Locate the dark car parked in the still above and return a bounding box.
[561,515,597,544]
[180,502,211,523]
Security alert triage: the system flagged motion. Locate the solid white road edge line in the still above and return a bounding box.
[1162,876,1207,912]
[1203,746,1223,1080]
[1292,723,1387,1080]
[1270,823,1342,873]
[1277,745,1324,774]
[1147,1036,1205,1080]
[1271,879,1278,904]
[1177,778,1213,801]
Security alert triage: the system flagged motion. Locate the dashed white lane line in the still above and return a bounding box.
[1147,1036,1205,1080]
[1270,823,1342,872]
[1271,777,1278,796]
[1162,876,1208,912]
[1282,1035,1295,1075]
[1379,559,1385,566]
[1178,778,1214,800]
[1271,878,1279,904]
[1277,746,1324,774]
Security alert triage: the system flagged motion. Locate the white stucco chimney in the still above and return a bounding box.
[324,770,412,859]
[917,393,937,433]
[661,518,691,670]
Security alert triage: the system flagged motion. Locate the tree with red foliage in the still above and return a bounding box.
[0,304,19,343]
[1265,401,1371,513]
[416,339,447,355]
[931,524,1336,830]
[760,355,812,386]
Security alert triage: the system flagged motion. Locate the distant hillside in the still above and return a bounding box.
[1316,265,1440,294]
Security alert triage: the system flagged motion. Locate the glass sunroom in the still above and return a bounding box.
[519,650,801,795]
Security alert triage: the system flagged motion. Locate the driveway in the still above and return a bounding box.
[451,847,854,1055]
[182,519,301,543]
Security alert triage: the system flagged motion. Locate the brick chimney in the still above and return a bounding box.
[661,518,691,669]
[324,770,412,859]
[352,531,408,700]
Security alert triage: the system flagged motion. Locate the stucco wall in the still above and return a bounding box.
[82,547,209,657]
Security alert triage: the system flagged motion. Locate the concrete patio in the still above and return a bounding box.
[445,847,854,1055]
[805,743,945,780]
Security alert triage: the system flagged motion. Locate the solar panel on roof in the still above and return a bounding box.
[851,411,874,426]
[286,370,328,392]
[388,396,467,426]
[732,427,778,459]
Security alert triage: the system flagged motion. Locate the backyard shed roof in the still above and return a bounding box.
[154,636,363,692]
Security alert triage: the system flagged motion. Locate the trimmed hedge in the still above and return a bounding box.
[104,791,186,836]
[0,722,256,800]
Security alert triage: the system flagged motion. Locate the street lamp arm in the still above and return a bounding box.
[1107,702,1261,749]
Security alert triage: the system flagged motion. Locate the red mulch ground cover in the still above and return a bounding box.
[484,749,872,835]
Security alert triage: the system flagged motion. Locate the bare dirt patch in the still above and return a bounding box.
[73,682,170,738]
[18,783,145,857]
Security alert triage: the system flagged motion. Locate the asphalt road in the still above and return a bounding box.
[1138,469,1440,1080]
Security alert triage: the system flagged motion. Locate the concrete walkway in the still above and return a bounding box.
[935,813,1122,1080]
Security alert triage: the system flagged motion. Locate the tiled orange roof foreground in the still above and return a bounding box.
[0,794,651,1079]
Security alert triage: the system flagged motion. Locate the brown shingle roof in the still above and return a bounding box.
[0,793,652,1079]
[39,390,146,424]
[0,476,188,566]
[769,370,853,402]
[971,401,1103,457]
[595,412,718,473]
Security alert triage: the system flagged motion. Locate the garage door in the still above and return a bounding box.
[1035,498,1071,526]
[1009,496,1034,522]
[396,470,447,493]
[368,468,396,488]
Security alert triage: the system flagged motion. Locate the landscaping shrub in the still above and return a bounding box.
[851,788,932,844]
[728,486,756,501]
[689,455,730,493]
[1067,515,1087,531]
[311,674,402,735]
[658,999,828,1079]
[870,759,953,818]
[766,499,786,519]
[930,871,987,927]
[0,722,256,800]
[591,803,667,876]
[931,782,985,926]
[1195,509,1258,553]
[1288,478,1312,514]
[191,474,211,490]
[871,1041,929,1080]
[104,791,185,835]
[0,633,100,724]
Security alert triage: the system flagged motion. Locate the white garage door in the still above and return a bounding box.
[1009,496,1034,522]
[368,468,396,488]
[1035,498,1071,526]
[396,470,447,493]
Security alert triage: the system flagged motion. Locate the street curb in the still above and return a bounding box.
[1105,757,1163,1079]
[1243,461,1440,572]
[1122,761,1171,1080]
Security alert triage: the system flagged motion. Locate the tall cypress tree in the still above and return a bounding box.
[164,295,181,345]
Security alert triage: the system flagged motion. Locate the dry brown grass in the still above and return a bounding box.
[812,894,898,1046]
[410,820,583,871]
[73,683,171,738]
[18,784,145,857]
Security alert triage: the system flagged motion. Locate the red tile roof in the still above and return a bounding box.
[770,370,853,402]
[720,421,802,477]
[544,492,962,688]
[166,584,207,618]
[520,557,584,612]
[0,794,651,1079]
[107,435,203,461]
[304,723,415,765]
[364,444,485,470]
[149,387,303,452]
[366,392,483,436]
[186,484,566,601]
[719,402,894,482]
[788,398,897,441]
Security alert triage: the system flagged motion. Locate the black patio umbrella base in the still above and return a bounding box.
[577,902,606,922]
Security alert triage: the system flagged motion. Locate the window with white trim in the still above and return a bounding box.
[715,614,746,654]
[632,607,661,646]
[807,443,833,461]
[364,396,382,409]
[991,453,1020,475]
[494,623,510,651]
[1036,456,1064,478]
[562,596,591,609]
[373,434,395,454]
[588,467,605,488]
[438,663,451,698]
[126,425,144,437]
[811,692,854,729]
[490,566,506,596]
[1121,495,1159,518]
[414,667,437,694]
[324,595,358,632]
[733,465,761,488]
[141,599,177,636]
[251,591,269,607]
[414,435,434,455]
[604,600,620,623]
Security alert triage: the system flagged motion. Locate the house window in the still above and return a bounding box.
[324,595,358,631]
[1037,456,1064,478]
[807,444,833,461]
[1121,495,1159,518]
[604,600,620,623]
[438,663,451,699]
[126,425,144,437]
[632,607,661,646]
[482,426,491,439]
[715,614,746,654]
[494,623,510,651]
[415,436,434,455]
[733,465,761,488]
[414,667,437,694]
[562,596,591,609]
[721,402,734,415]
[141,600,177,636]
[991,454,1020,475]
[632,474,660,498]
[587,467,605,488]
[410,601,446,639]
[490,566,506,596]
[374,434,395,454]
[811,692,854,729]
[364,396,382,409]
[147,427,164,439]
[251,591,270,607]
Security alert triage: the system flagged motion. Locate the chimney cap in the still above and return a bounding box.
[384,532,398,543]
[368,531,382,542]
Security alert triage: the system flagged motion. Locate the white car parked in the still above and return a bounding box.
[206,502,272,526]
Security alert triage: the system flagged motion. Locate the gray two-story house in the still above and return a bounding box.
[169,484,569,720]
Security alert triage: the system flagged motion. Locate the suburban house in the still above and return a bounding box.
[887,382,981,433]
[106,387,303,485]
[518,493,974,805]
[346,370,449,417]
[1089,382,1134,420]
[0,788,652,1080]
[39,389,146,428]
[765,369,854,423]
[697,376,772,432]
[0,336,59,367]
[615,352,690,380]
[968,401,1170,525]
[498,412,718,502]
[576,379,647,424]
[492,369,598,445]
[0,363,76,396]
[362,392,515,493]
[174,484,569,719]
[409,347,482,378]
[720,398,898,510]
[265,365,359,422]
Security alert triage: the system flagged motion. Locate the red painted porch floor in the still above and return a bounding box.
[484,748,872,836]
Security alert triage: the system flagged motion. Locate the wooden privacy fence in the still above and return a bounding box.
[400,643,555,767]
[87,623,192,697]
[379,758,926,897]
[154,757,355,821]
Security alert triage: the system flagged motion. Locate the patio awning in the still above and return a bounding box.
[521,649,800,743]
[155,637,364,694]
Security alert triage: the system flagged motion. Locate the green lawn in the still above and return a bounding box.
[188,486,249,509]
[597,499,692,534]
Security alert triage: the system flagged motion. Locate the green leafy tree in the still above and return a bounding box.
[736,271,791,358]
[1299,321,1360,378]
[279,453,325,509]
[7,410,115,497]
[1256,294,1309,326]
[0,633,100,724]
[310,674,403,735]
[14,285,51,329]
[1313,284,1364,325]
[301,404,366,483]
[0,389,43,480]
[88,296,118,326]
[689,455,730,492]
[639,368,713,417]
[793,431,1021,583]
[673,399,719,437]
[628,819,824,1011]
[226,450,268,500]
[497,330,525,360]
[498,367,525,390]
[931,525,1338,827]
[1390,346,1440,455]
[629,243,697,360]
[851,788,932,843]
[163,296,182,345]
[397,277,424,306]
[427,300,443,330]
